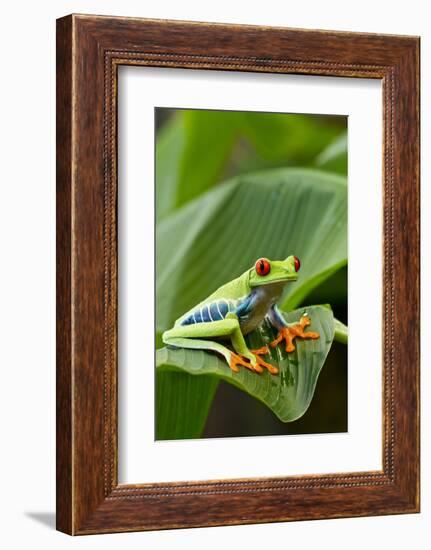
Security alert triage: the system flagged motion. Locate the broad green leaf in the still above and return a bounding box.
[155,331,164,350]
[155,113,185,219]
[156,168,347,333]
[156,371,219,440]
[334,318,348,345]
[242,114,345,164]
[178,111,238,206]
[157,305,334,424]
[315,131,348,175]
[156,110,346,218]
[156,110,238,219]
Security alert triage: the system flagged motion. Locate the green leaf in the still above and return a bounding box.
[155,331,164,350]
[334,318,348,345]
[156,371,219,440]
[157,305,334,424]
[155,113,185,219]
[156,168,347,333]
[156,110,238,219]
[156,111,347,218]
[315,131,348,175]
[242,113,345,165]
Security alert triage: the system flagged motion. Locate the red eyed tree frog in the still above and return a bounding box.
[162,256,320,375]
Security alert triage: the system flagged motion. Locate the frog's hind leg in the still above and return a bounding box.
[163,336,248,373]
[163,319,260,373]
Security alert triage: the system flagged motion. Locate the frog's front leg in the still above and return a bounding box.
[163,314,275,374]
[267,305,320,353]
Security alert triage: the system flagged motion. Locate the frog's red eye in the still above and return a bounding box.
[255,258,271,276]
[294,256,301,272]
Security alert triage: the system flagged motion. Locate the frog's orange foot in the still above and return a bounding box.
[229,352,251,373]
[270,327,296,352]
[270,315,320,353]
[230,352,264,374]
[250,346,279,375]
[229,352,264,373]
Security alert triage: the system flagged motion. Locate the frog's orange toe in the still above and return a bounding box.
[229,348,278,375]
[229,353,250,373]
[229,352,264,373]
[270,316,320,353]
[250,347,279,375]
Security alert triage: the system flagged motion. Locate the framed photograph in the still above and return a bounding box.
[56,14,420,534]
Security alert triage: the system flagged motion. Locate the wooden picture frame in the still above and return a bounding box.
[56,14,420,534]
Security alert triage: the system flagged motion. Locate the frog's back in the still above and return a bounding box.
[174,270,250,326]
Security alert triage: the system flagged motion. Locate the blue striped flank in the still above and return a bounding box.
[201,305,212,322]
[210,302,223,321]
[218,300,229,317]
[180,299,239,325]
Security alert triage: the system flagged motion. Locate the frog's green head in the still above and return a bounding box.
[249,256,300,288]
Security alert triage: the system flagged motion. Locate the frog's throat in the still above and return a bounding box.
[253,281,288,304]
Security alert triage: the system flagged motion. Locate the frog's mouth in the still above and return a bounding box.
[251,274,298,287]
